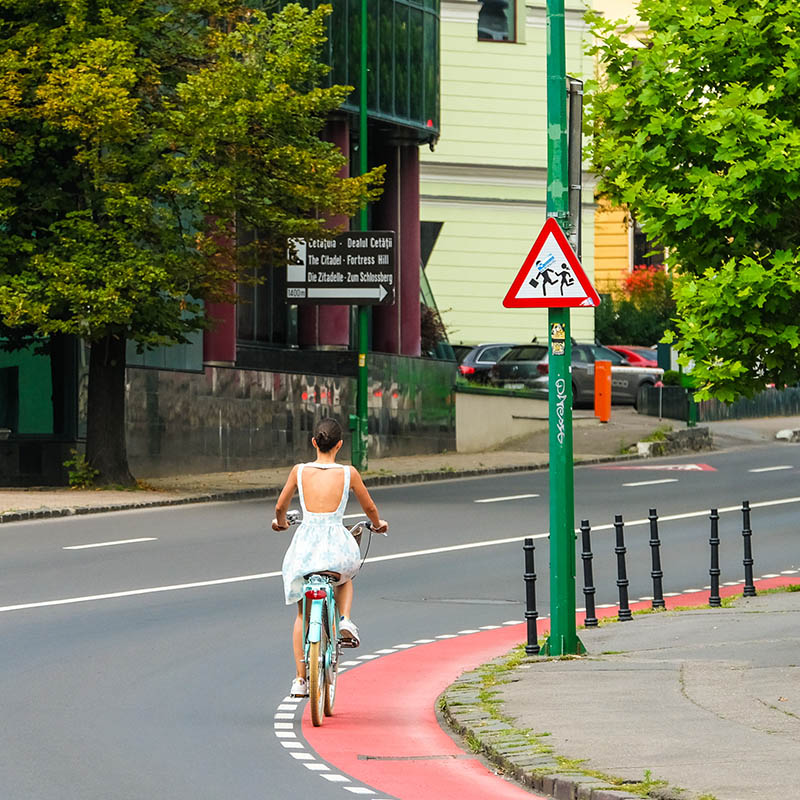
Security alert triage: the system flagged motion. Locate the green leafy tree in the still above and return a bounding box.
[586,0,800,401]
[0,2,383,484]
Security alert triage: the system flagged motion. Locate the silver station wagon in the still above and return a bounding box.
[489,342,662,407]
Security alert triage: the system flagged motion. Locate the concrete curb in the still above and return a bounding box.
[441,657,684,800]
[0,453,644,525]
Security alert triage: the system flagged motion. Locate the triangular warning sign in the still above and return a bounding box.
[503,217,600,308]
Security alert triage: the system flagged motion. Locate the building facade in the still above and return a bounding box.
[0,2,452,485]
[420,0,597,348]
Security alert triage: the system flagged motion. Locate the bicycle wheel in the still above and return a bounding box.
[308,618,327,727]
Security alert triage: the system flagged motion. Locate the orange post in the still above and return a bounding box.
[595,360,611,423]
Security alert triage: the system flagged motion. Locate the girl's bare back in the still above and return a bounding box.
[301,465,348,513]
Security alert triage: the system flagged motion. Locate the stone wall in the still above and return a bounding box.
[126,354,456,477]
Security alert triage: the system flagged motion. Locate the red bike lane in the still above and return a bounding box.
[301,577,797,800]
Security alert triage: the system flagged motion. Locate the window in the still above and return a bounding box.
[478,346,511,362]
[632,217,663,268]
[478,1,515,42]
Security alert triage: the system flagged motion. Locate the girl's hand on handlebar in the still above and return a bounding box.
[272,518,289,532]
[373,519,389,534]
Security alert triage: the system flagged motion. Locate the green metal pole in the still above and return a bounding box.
[544,0,580,656]
[353,0,369,471]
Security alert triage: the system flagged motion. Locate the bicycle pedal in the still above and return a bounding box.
[339,637,360,649]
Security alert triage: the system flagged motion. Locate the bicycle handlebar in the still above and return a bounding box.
[281,511,387,536]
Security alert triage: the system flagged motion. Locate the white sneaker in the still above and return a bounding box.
[290,677,308,697]
[339,617,360,648]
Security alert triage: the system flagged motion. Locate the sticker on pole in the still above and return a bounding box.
[503,217,600,308]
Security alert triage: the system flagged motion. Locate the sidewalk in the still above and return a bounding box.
[1,410,798,522]
[443,583,800,800]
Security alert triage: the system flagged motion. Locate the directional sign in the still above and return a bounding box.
[286,232,396,305]
[503,217,600,308]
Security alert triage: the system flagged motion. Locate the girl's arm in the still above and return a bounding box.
[350,467,388,533]
[272,465,299,531]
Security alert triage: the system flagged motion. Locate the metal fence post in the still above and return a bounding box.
[648,508,665,609]
[742,500,757,597]
[580,519,598,628]
[709,508,721,607]
[523,537,540,655]
[614,514,632,621]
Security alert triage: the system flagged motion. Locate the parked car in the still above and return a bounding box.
[487,343,549,387]
[456,343,516,383]
[489,342,662,407]
[605,345,659,368]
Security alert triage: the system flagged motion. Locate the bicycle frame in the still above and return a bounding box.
[301,574,339,673]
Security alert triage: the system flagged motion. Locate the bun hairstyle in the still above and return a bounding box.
[313,417,342,453]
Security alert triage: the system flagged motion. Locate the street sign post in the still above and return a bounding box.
[503,217,599,657]
[286,232,396,305]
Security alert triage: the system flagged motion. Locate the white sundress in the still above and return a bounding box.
[281,463,362,605]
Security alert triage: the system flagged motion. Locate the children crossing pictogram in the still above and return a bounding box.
[503,218,600,309]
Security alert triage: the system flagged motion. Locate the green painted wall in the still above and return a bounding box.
[0,346,54,434]
[421,0,596,346]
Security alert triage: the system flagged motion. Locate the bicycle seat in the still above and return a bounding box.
[304,571,341,581]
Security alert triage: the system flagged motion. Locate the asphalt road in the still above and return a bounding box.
[1,443,798,799]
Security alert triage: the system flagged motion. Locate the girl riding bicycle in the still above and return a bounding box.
[272,417,388,698]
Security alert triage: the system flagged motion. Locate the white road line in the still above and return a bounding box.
[304,764,330,772]
[474,493,540,504]
[761,573,780,578]
[780,570,798,574]
[749,466,793,473]
[280,741,303,749]
[413,638,435,643]
[274,713,295,720]
[622,479,679,488]
[5,495,800,614]
[291,753,315,761]
[0,570,282,613]
[321,774,350,783]
[63,537,157,550]
[457,629,480,634]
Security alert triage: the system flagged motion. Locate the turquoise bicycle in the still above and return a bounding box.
[286,511,385,726]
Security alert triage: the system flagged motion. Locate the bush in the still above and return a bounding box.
[595,265,676,345]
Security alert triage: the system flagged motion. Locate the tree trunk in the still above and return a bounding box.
[86,334,135,486]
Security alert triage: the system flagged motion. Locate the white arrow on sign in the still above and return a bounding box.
[307,285,389,302]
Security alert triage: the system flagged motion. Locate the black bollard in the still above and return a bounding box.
[648,508,666,610]
[614,514,632,621]
[709,508,721,607]
[523,537,540,655]
[742,500,757,597]
[580,520,598,628]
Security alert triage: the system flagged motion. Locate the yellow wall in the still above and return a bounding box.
[593,201,630,293]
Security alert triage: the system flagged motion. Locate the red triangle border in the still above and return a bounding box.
[502,217,600,309]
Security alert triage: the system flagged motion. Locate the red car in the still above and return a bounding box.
[605,345,659,368]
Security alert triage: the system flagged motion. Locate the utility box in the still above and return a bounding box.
[594,360,612,423]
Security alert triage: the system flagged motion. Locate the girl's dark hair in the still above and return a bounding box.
[313,417,342,452]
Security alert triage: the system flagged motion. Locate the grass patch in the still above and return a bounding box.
[640,424,673,443]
